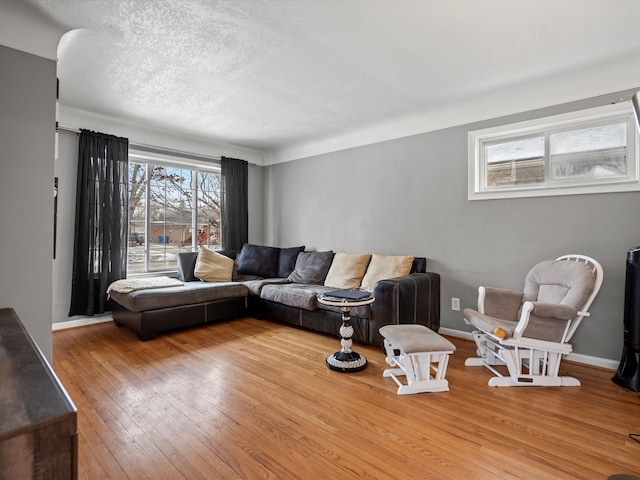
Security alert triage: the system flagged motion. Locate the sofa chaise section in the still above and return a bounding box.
[110,281,248,341]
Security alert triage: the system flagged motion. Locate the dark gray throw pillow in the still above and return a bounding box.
[287,251,334,284]
[278,245,305,278]
[236,243,280,278]
[176,251,199,282]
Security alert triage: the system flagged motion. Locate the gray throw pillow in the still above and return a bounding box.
[176,252,199,282]
[287,251,334,284]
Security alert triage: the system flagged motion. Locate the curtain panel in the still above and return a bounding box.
[69,130,129,316]
[220,156,248,250]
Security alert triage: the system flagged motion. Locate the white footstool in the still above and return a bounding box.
[379,324,456,394]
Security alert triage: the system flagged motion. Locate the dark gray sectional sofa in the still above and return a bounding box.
[109,244,440,346]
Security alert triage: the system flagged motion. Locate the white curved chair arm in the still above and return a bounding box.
[513,301,575,343]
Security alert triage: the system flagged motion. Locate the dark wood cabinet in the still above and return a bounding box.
[0,308,77,479]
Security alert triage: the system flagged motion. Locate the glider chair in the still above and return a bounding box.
[464,255,603,387]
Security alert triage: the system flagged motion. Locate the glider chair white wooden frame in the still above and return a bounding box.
[464,255,603,387]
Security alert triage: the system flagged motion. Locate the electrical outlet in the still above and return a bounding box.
[451,297,460,311]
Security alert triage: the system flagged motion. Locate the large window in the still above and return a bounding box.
[468,103,640,200]
[128,154,221,274]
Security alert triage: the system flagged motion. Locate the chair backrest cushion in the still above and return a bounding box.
[523,259,597,309]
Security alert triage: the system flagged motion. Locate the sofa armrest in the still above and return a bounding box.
[369,272,440,346]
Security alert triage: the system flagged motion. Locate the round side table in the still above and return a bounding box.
[317,293,375,373]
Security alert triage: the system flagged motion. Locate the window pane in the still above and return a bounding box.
[550,123,627,181]
[148,166,192,271]
[128,162,146,273]
[127,159,221,274]
[197,171,221,249]
[485,137,544,187]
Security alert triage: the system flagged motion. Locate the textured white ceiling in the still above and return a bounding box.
[15,0,640,162]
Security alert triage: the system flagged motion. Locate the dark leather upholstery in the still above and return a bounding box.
[111,251,440,345]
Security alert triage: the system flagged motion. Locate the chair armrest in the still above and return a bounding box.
[480,287,523,321]
[528,302,577,320]
[369,272,440,347]
[513,301,576,342]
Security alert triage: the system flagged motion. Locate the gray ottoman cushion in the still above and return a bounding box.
[379,324,455,353]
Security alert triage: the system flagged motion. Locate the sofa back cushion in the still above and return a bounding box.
[287,251,334,284]
[194,246,235,282]
[278,245,305,277]
[236,244,281,278]
[236,243,306,279]
[324,252,372,290]
[411,257,427,273]
[360,254,414,292]
[177,251,199,282]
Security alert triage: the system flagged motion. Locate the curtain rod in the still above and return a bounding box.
[56,125,222,163]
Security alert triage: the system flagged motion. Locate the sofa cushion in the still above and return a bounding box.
[278,245,305,278]
[287,251,334,284]
[360,254,415,292]
[260,284,331,310]
[241,278,290,296]
[109,281,249,312]
[236,243,280,278]
[177,251,199,282]
[195,246,235,282]
[324,252,372,289]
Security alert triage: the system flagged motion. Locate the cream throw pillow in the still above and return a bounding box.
[360,254,414,292]
[194,246,234,282]
[324,252,372,289]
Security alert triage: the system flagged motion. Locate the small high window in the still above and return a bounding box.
[468,103,640,200]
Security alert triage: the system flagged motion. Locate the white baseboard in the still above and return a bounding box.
[439,327,619,371]
[52,314,113,331]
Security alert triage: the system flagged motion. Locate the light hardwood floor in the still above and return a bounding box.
[53,318,640,479]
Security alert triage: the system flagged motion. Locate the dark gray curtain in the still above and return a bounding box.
[69,130,129,316]
[220,156,248,250]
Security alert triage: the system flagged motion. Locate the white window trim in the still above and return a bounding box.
[128,150,221,172]
[468,102,640,200]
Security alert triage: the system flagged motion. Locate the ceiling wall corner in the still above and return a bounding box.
[0,1,69,60]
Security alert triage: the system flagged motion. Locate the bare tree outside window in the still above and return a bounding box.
[127,160,221,273]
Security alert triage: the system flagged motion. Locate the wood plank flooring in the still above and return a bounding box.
[52,318,640,479]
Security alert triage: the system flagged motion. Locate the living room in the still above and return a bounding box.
[1,1,640,478]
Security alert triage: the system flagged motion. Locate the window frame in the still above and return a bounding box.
[127,150,221,276]
[468,102,640,200]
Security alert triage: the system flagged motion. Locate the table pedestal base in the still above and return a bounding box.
[318,293,374,374]
[326,351,368,373]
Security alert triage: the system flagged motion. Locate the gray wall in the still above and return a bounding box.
[0,45,56,360]
[52,132,265,324]
[265,88,640,362]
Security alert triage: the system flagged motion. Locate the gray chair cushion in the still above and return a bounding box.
[463,308,518,338]
[524,259,596,308]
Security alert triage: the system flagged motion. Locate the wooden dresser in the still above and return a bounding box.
[0,308,77,479]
